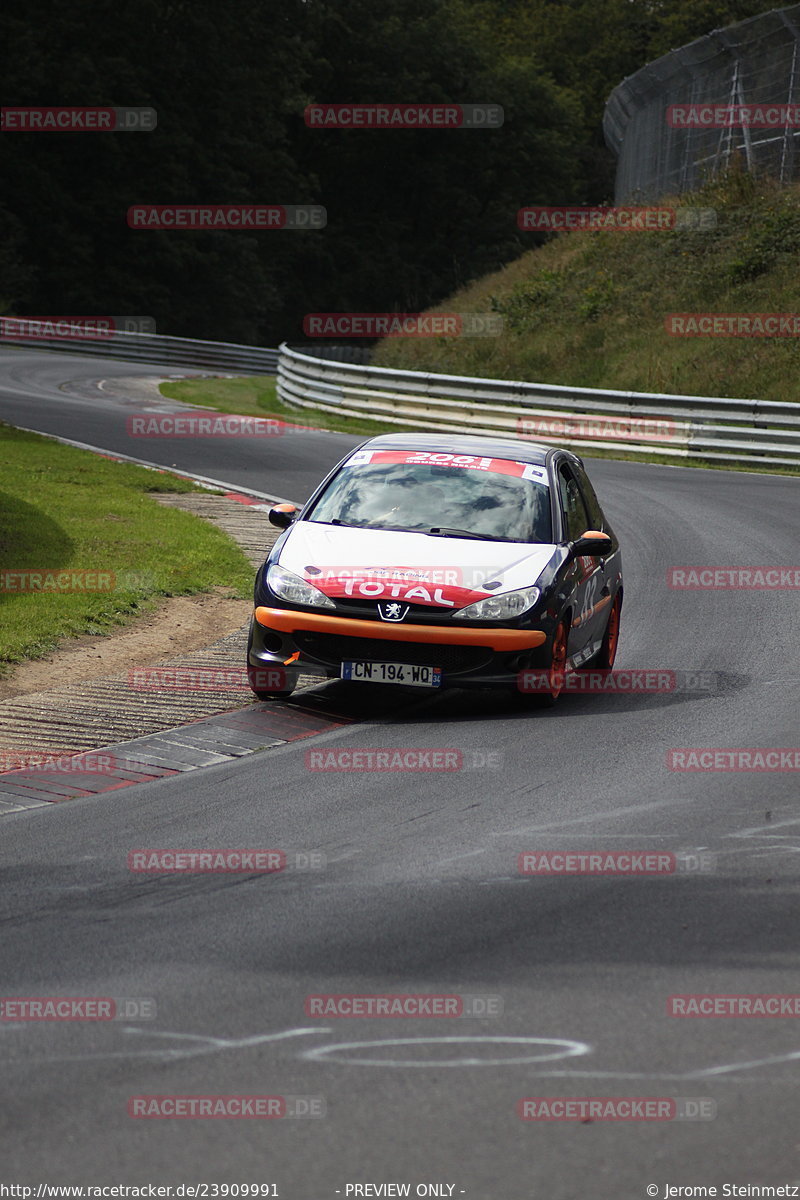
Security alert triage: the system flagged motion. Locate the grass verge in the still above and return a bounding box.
[0,423,254,673]
[159,374,406,440]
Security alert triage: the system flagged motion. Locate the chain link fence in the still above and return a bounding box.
[604,3,800,202]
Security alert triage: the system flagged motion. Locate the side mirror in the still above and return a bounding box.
[570,529,612,557]
[268,503,298,530]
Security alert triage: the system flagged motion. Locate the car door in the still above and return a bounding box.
[572,459,620,649]
[556,460,603,662]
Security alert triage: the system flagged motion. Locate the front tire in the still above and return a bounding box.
[247,663,297,701]
[518,617,569,708]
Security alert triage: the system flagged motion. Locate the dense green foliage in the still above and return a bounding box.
[0,0,783,343]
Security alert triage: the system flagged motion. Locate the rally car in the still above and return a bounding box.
[247,433,622,704]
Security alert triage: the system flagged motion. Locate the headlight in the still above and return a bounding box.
[456,586,541,621]
[266,564,336,609]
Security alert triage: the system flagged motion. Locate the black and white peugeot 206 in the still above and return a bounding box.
[247,433,622,705]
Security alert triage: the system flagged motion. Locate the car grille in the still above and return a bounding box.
[333,599,454,620]
[294,632,493,675]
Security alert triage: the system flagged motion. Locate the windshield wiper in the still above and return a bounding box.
[321,519,419,534]
[312,518,368,528]
[321,520,517,541]
[426,526,498,541]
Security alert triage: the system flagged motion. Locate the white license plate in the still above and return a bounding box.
[340,661,442,688]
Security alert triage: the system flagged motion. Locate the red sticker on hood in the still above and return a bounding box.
[303,566,495,609]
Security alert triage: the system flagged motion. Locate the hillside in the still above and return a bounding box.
[372,172,800,404]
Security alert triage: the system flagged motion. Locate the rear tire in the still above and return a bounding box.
[585,593,621,671]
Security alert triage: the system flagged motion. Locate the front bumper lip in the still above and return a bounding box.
[254,606,546,652]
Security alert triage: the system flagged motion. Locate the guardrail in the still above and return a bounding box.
[5,322,797,466]
[0,322,280,375]
[277,342,800,467]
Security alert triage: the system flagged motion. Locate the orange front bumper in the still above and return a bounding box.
[254,607,546,652]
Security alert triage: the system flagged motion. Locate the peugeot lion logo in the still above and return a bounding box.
[377,601,409,622]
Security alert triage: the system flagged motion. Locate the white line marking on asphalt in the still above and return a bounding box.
[122,1025,331,1053]
[497,797,697,836]
[435,850,487,865]
[2,1026,331,1065]
[301,1035,591,1068]
[727,818,800,839]
[536,1048,800,1082]
[690,1049,800,1077]
[495,834,683,841]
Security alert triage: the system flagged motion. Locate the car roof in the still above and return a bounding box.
[360,431,552,466]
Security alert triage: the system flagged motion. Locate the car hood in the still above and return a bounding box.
[276,522,558,610]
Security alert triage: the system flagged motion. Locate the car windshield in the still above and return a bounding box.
[307,452,553,543]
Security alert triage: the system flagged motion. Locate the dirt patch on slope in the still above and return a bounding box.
[0,590,248,700]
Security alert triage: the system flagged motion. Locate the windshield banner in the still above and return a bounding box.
[344,449,548,483]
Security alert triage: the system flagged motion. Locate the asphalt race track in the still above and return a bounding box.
[1,346,799,1198]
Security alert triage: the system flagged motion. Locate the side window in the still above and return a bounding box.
[572,464,605,530]
[558,464,590,541]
